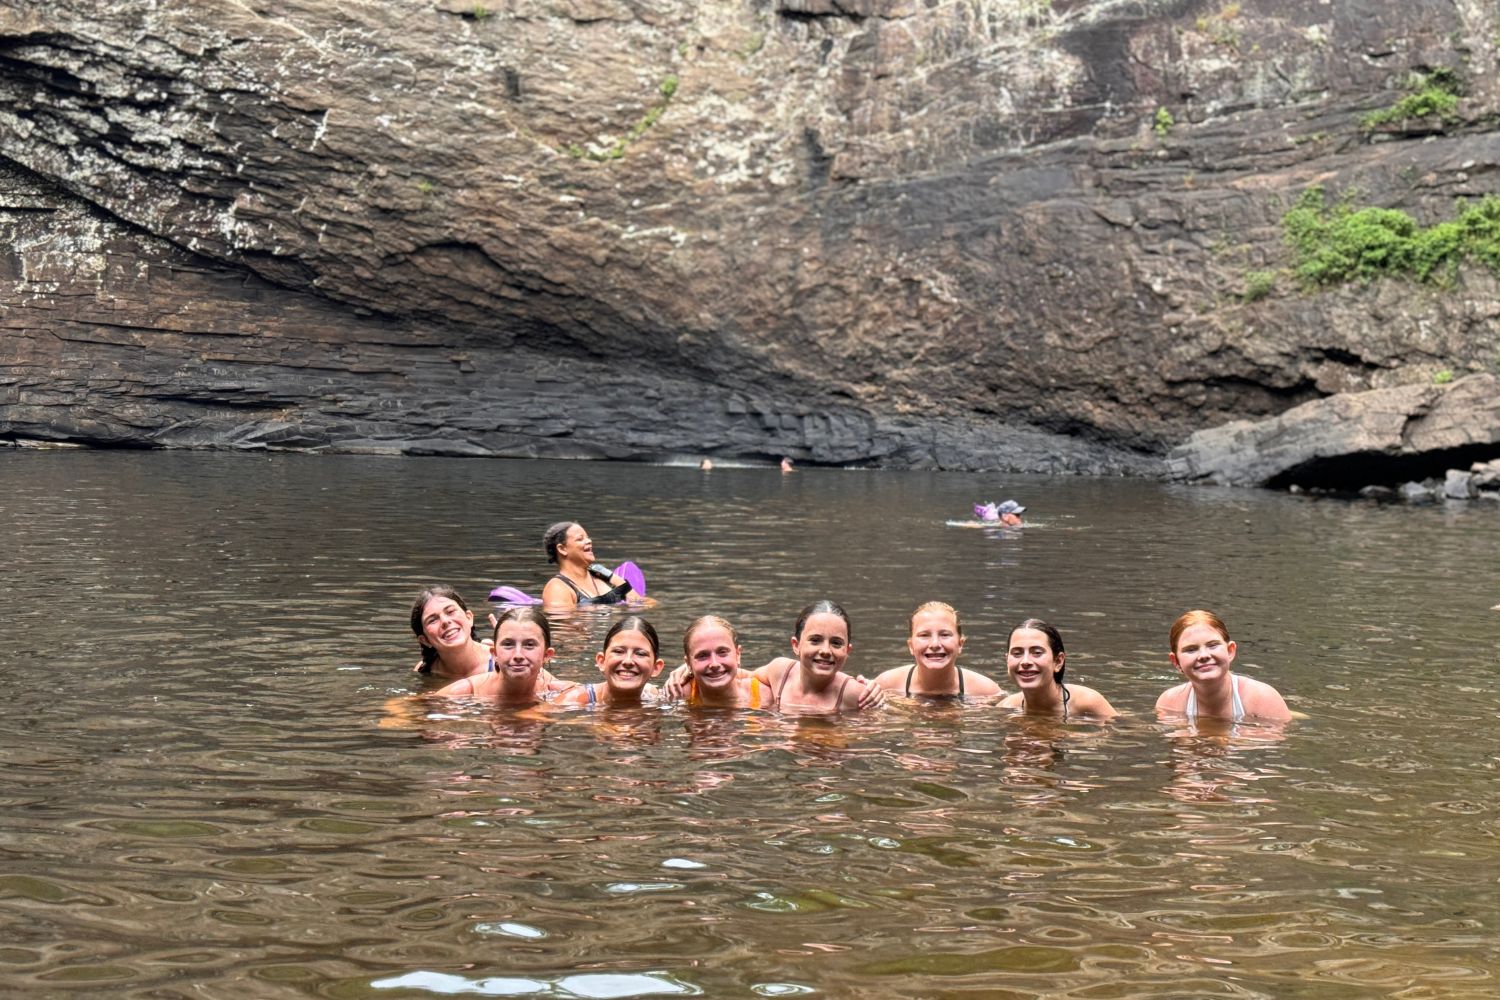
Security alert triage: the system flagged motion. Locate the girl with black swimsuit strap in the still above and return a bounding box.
[871,601,1002,700]
[999,618,1116,720]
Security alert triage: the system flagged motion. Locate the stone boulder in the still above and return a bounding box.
[1472,459,1500,490]
[1167,374,1500,488]
[1444,469,1478,499]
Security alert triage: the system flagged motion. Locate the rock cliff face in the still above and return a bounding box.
[1,0,1498,476]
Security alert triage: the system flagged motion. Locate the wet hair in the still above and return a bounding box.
[493,605,552,648]
[682,615,740,659]
[543,521,578,565]
[1169,609,1230,655]
[793,600,852,642]
[603,615,660,660]
[909,601,963,638]
[1011,618,1066,685]
[410,585,470,672]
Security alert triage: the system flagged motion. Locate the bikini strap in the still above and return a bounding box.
[957,668,966,698]
[750,675,761,709]
[776,662,796,702]
[587,683,597,705]
[904,664,915,697]
[836,674,852,711]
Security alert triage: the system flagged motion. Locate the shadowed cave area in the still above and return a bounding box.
[1266,443,1500,492]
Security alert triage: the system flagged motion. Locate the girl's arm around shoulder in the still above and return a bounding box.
[540,668,572,694]
[433,674,480,698]
[848,673,887,710]
[837,673,886,711]
[659,662,692,701]
[751,657,796,686]
[550,683,592,708]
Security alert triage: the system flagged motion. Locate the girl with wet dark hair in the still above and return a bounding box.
[553,615,665,708]
[1000,618,1116,720]
[410,585,492,680]
[754,600,885,714]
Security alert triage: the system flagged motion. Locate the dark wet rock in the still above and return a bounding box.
[0,2,1498,470]
[1167,375,1500,488]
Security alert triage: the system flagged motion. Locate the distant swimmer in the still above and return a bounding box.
[553,615,665,708]
[699,457,714,471]
[974,499,1025,526]
[540,521,637,609]
[999,618,1116,720]
[1155,610,1290,723]
[780,457,795,473]
[871,601,1002,700]
[410,585,496,682]
[434,606,560,705]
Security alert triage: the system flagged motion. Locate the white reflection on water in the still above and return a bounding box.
[372,970,702,997]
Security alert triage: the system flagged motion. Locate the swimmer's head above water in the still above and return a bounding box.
[975,500,1025,525]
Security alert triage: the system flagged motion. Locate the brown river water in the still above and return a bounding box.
[2,451,1498,999]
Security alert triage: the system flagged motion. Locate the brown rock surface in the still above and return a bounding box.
[1,0,1498,472]
[1167,374,1500,487]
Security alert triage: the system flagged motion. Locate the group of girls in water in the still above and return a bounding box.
[410,576,1292,722]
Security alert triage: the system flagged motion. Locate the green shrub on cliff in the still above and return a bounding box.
[1360,70,1462,129]
[1242,269,1277,301]
[1283,187,1500,286]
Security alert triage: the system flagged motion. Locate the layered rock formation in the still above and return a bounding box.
[2,0,1498,475]
[1166,372,1500,488]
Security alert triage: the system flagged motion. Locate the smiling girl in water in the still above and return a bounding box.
[999,618,1115,720]
[410,585,496,682]
[872,602,1001,699]
[677,616,772,709]
[754,601,885,714]
[553,616,665,708]
[435,606,559,705]
[1155,610,1290,723]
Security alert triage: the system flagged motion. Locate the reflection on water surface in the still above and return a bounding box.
[1,452,1498,998]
